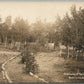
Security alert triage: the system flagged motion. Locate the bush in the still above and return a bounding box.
[26,57,39,74]
[21,47,39,74]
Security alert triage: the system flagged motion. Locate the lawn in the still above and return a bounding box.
[1,48,84,83]
[35,51,84,82]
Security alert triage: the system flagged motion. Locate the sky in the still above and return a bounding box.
[0,1,84,24]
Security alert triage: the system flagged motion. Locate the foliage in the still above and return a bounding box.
[21,47,39,74]
[0,5,84,60]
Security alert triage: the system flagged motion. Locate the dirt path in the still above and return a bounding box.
[0,50,43,83]
[0,50,20,83]
[1,49,84,83]
[5,55,44,83]
[0,48,67,83]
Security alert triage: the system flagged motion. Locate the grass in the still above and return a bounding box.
[0,48,19,83]
[5,56,43,83]
[35,50,84,83]
[0,46,84,83]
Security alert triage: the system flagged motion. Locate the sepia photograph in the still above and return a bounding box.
[0,1,84,83]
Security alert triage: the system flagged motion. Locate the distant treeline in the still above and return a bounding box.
[0,5,84,60]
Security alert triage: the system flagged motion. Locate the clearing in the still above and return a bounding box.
[0,48,84,83]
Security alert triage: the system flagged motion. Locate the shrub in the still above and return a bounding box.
[21,47,39,74]
[26,56,39,74]
[25,52,39,74]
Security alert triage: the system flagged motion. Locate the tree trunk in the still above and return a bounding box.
[25,40,27,45]
[5,37,7,48]
[17,42,21,51]
[83,50,84,60]
[10,40,13,49]
[72,46,74,58]
[76,50,79,60]
[76,52,77,60]
[60,48,62,57]
[67,45,69,59]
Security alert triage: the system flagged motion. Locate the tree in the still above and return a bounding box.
[58,5,84,60]
[4,16,12,47]
[53,15,63,47]
[0,22,9,45]
[30,19,49,44]
[12,17,29,42]
[70,5,84,60]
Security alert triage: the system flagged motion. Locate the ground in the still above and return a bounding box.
[0,47,84,83]
[35,51,66,82]
[5,56,43,83]
[35,51,84,82]
[0,48,42,83]
[0,48,19,82]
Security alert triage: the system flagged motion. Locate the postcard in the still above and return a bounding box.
[0,1,84,83]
